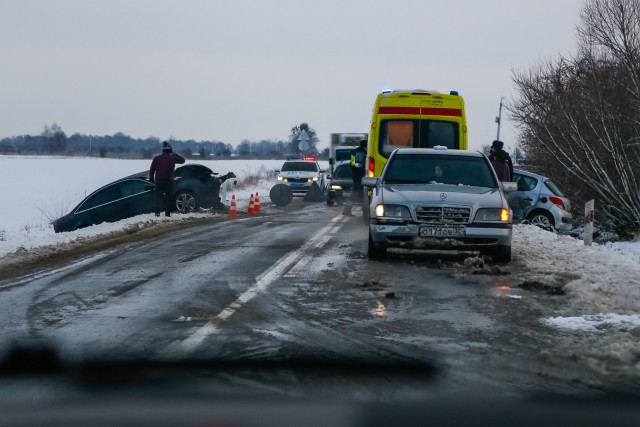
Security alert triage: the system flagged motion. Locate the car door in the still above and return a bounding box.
[117,180,155,218]
[74,182,124,226]
[506,172,539,222]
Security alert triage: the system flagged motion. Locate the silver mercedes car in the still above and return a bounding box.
[362,148,516,262]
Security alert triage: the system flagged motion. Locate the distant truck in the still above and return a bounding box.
[329,132,368,172]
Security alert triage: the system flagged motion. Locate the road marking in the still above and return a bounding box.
[283,255,312,278]
[163,214,344,358]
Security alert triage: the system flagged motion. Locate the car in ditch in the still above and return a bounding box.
[363,147,516,262]
[507,168,573,231]
[52,164,235,233]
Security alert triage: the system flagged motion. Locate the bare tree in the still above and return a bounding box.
[510,0,640,235]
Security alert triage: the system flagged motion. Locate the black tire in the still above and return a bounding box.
[362,191,370,223]
[489,245,511,263]
[368,231,387,259]
[174,191,199,213]
[526,210,554,230]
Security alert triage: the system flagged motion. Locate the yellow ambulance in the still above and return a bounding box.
[365,89,468,178]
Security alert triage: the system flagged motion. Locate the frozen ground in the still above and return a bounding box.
[1,156,639,336]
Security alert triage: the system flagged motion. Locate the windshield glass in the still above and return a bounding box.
[333,164,354,178]
[379,119,460,156]
[384,154,497,187]
[281,161,319,172]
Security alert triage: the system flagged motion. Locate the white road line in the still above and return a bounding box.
[283,255,312,278]
[162,214,343,358]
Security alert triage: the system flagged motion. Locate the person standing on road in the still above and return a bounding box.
[489,140,513,182]
[149,141,185,217]
[350,139,367,196]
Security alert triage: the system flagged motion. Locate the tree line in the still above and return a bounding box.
[510,0,640,236]
[0,122,325,160]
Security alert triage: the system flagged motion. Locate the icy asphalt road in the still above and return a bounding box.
[0,200,633,396]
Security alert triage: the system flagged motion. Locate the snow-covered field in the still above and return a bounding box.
[1,156,640,337]
[0,155,315,256]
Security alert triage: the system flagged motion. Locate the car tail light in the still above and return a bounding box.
[549,196,565,210]
[53,221,60,233]
[367,156,375,178]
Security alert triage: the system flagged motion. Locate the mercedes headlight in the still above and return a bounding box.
[374,204,411,220]
[475,208,510,222]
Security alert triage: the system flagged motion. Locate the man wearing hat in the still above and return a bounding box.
[489,140,513,182]
[149,141,185,217]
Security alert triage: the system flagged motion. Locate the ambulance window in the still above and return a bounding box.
[418,121,459,149]
[380,120,416,156]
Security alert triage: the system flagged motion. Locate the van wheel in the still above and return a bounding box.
[368,231,386,259]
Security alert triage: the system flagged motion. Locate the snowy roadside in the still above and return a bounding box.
[513,225,640,313]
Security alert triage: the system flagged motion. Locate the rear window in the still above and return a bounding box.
[384,154,497,188]
[281,161,319,172]
[333,164,353,178]
[544,179,565,197]
[379,119,459,157]
[335,150,352,162]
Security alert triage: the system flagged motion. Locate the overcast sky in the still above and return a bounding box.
[0,0,585,150]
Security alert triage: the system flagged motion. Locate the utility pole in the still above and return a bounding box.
[495,96,503,141]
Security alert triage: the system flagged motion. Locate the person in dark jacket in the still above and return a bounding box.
[149,141,186,216]
[489,140,513,181]
[350,139,367,195]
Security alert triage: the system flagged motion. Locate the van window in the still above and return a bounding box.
[379,119,459,156]
[427,121,456,148]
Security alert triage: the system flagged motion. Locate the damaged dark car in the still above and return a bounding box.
[52,164,235,233]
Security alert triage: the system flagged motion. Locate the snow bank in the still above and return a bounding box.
[543,313,640,332]
[514,224,640,314]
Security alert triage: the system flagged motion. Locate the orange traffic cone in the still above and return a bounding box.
[248,193,256,215]
[228,194,238,217]
[254,192,261,213]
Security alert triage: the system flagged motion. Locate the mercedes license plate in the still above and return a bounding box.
[419,226,466,238]
[289,183,304,188]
